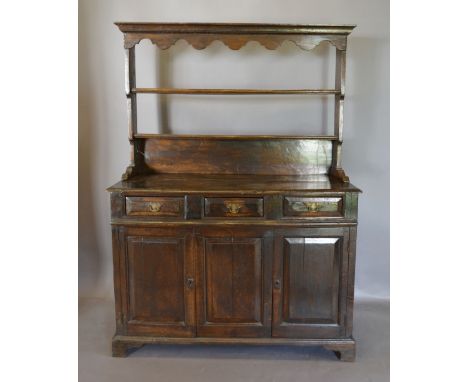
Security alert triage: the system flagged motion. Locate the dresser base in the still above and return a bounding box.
[112,335,356,361]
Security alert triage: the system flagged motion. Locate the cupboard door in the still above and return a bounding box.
[123,228,195,337]
[195,228,272,337]
[272,228,349,338]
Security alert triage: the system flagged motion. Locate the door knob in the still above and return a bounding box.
[274,279,281,289]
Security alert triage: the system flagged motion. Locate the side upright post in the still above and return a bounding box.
[122,46,138,180]
[330,44,349,183]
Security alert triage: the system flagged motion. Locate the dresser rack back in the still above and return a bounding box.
[115,22,355,182]
[131,135,334,176]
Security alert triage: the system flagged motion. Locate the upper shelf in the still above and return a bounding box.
[115,22,356,51]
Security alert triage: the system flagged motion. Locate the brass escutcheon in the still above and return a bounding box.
[305,202,321,212]
[225,202,242,214]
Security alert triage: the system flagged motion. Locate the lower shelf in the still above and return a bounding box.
[112,334,356,361]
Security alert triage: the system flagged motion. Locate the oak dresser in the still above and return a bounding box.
[108,22,361,361]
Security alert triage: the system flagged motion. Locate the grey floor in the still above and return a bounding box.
[79,298,389,382]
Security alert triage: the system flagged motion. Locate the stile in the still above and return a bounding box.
[123,47,138,180]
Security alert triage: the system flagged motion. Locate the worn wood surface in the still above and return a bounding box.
[195,227,273,337]
[330,47,348,182]
[139,137,334,176]
[108,174,360,195]
[109,22,359,361]
[283,196,343,218]
[112,334,355,360]
[125,196,184,217]
[134,134,338,140]
[127,237,186,322]
[115,22,356,35]
[204,197,264,218]
[122,46,138,180]
[272,228,349,339]
[115,22,355,51]
[282,238,340,323]
[112,334,355,358]
[116,22,353,183]
[118,227,196,337]
[132,88,339,95]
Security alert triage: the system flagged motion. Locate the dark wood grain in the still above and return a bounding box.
[345,226,358,337]
[330,47,349,183]
[127,237,185,322]
[133,87,339,95]
[195,227,273,337]
[116,22,353,183]
[184,195,202,219]
[204,238,261,322]
[283,196,343,218]
[122,46,138,180]
[140,137,333,176]
[272,228,349,339]
[125,196,184,217]
[283,238,339,323]
[134,134,338,140]
[109,21,359,361]
[204,197,263,218]
[108,174,361,195]
[114,22,354,51]
[112,334,356,359]
[120,227,196,337]
[111,227,124,335]
[115,22,356,35]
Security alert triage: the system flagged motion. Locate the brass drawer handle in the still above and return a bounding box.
[225,202,242,214]
[149,202,162,212]
[305,202,321,212]
[291,201,322,212]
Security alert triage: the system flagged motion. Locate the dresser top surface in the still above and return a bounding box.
[108,174,361,194]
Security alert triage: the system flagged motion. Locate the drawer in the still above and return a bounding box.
[204,197,263,218]
[283,196,343,218]
[126,196,184,217]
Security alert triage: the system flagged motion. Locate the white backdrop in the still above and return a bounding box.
[79,0,389,300]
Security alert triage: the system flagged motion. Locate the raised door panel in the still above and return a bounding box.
[283,238,339,323]
[273,228,349,338]
[196,229,272,337]
[123,229,195,337]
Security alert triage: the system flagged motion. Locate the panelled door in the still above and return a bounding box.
[272,227,350,338]
[195,227,273,337]
[121,227,196,337]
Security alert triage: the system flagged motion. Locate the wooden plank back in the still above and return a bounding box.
[136,136,333,175]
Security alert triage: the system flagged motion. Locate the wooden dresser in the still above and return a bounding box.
[108,23,360,361]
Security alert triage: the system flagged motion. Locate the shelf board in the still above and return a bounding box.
[133,134,338,140]
[132,88,340,96]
